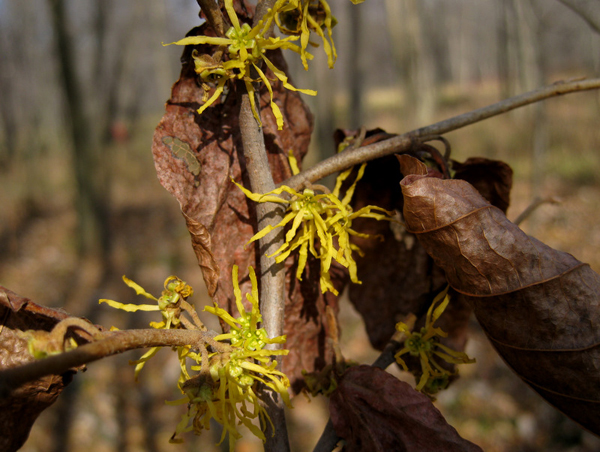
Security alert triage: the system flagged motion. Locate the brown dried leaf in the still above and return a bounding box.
[151,13,340,389]
[400,155,600,434]
[0,287,86,452]
[329,365,482,452]
[451,157,513,213]
[347,151,457,351]
[182,212,219,296]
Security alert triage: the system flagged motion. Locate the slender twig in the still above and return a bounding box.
[513,196,561,226]
[284,77,600,190]
[236,1,290,450]
[0,328,224,397]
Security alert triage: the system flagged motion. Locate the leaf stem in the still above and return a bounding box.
[285,77,600,189]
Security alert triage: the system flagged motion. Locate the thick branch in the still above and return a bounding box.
[0,329,221,397]
[236,1,289,450]
[285,77,600,189]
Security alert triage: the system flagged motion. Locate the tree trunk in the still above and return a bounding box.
[48,0,110,260]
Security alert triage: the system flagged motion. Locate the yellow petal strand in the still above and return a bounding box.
[248,266,259,306]
[332,166,354,198]
[288,150,300,175]
[165,397,189,406]
[197,78,227,115]
[306,12,335,68]
[296,240,309,279]
[122,276,158,300]
[341,163,366,205]
[299,1,311,70]
[249,211,297,246]
[231,265,246,317]
[320,0,338,62]
[98,299,160,312]
[163,36,231,47]
[253,63,284,130]
[428,287,450,328]
[204,305,240,329]
[231,179,292,204]
[262,56,317,96]
[244,79,262,127]
[285,206,308,243]
[224,0,241,31]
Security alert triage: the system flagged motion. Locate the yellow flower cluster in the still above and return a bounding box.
[235,161,395,295]
[100,275,201,385]
[166,0,315,130]
[394,287,475,397]
[100,268,291,451]
[170,266,290,450]
[275,0,338,69]
[166,0,367,129]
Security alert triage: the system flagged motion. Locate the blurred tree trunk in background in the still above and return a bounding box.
[514,0,548,195]
[348,1,363,129]
[49,0,111,261]
[385,0,435,126]
[497,0,517,100]
[496,0,548,196]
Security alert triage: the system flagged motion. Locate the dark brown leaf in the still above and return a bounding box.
[0,287,86,452]
[451,157,513,213]
[329,365,482,452]
[400,155,600,434]
[151,11,340,390]
[347,150,460,352]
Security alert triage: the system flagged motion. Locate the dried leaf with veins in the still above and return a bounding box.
[329,365,482,452]
[343,134,482,357]
[399,154,600,434]
[151,8,341,391]
[0,287,92,452]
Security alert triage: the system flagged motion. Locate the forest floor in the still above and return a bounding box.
[3,81,600,452]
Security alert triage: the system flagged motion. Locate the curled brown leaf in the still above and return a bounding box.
[400,155,600,434]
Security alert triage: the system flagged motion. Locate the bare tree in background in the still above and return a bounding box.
[557,0,600,34]
[385,0,436,126]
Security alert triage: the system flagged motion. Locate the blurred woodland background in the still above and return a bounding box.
[1,0,600,451]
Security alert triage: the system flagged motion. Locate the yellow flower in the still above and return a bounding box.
[100,267,291,449]
[234,163,395,294]
[170,266,291,451]
[205,265,286,350]
[164,0,316,130]
[99,275,199,383]
[275,0,338,69]
[394,287,475,395]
